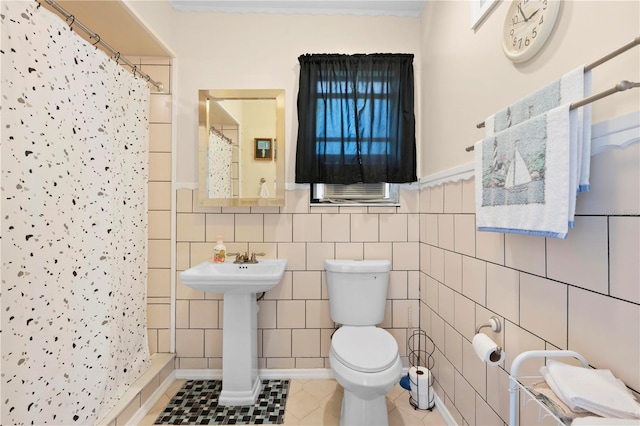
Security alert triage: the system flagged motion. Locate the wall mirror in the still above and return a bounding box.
[198,89,285,207]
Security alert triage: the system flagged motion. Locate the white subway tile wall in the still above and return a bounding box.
[420,170,639,425]
[174,188,422,370]
[144,57,173,360]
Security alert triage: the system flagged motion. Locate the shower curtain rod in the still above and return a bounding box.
[210,126,233,144]
[38,0,164,92]
[465,80,640,152]
[475,35,640,130]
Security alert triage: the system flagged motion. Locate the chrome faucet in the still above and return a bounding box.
[229,252,266,264]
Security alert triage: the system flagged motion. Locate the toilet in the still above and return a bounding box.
[324,259,402,426]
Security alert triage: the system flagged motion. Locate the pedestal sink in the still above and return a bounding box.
[180,258,287,406]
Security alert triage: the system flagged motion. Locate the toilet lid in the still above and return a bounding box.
[331,327,399,373]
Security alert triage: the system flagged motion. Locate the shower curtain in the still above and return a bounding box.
[207,131,233,198]
[1,2,151,424]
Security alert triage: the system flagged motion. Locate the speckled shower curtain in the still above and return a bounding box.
[207,131,233,198]
[1,2,151,424]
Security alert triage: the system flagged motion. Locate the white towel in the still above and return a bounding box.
[475,104,572,238]
[259,182,270,198]
[572,417,640,425]
[579,69,593,193]
[541,360,640,419]
[484,66,591,227]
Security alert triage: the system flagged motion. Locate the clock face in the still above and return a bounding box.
[502,0,561,63]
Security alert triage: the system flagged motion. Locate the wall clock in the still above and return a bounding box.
[502,0,562,63]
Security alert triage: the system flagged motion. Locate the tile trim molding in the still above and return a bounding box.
[97,353,175,426]
[128,369,177,426]
[417,110,640,189]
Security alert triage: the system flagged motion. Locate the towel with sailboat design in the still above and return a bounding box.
[483,66,592,228]
[475,104,572,239]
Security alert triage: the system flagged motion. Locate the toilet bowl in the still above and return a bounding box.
[329,326,402,425]
[324,259,402,426]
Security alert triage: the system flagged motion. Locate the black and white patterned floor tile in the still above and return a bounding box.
[154,379,290,425]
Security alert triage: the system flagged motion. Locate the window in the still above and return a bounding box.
[295,53,417,185]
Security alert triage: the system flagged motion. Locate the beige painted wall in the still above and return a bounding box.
[125,1,422,185]
[419,0,639,175]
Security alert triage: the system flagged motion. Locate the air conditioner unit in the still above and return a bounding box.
[311,183,400,205]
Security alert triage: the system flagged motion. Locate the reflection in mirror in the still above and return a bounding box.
[198,89,285,207]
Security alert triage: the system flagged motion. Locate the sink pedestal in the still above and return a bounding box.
[178,259,288,406]
[218,292,260,406]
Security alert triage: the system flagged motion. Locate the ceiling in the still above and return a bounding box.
[40,0,426,59]
[168,0,427,17]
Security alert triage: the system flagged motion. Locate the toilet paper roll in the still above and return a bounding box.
[472,333,506,366]
[409,366,434,410]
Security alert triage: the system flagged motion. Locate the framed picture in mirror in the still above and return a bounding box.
[255,138,272,160]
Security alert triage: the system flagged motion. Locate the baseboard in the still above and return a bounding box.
[175,368,335,380]
[175,367,412,381]
[434,392,458,426]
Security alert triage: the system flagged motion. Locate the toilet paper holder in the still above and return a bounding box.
[475,316,502,334]
[474,316,503,362]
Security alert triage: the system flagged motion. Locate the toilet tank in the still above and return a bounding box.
[324,259,391,326]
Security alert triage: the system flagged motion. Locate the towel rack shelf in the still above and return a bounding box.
[465,80,640,152]
[509,350,590,426]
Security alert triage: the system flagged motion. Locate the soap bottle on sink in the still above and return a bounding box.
[213,235,226,263]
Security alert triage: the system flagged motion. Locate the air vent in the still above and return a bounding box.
[325,183,386,199]
[311,183,400,205]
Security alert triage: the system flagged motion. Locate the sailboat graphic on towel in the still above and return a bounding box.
[504,149,531,192]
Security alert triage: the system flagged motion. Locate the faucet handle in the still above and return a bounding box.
[228,252,245,263]
[249,252,265,263]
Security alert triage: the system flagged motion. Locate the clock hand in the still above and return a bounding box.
[525,9,540,21]
[517,4,528,20]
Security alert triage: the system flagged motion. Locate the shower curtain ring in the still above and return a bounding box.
[132,66,137,77]
[92,34,101,46]
[67,15,75,28]
[114,52,121,63]
[36,1,41,8]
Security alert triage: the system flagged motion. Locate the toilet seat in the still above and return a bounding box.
[331,326,399,373]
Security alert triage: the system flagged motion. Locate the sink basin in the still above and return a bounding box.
[180,259,288,293]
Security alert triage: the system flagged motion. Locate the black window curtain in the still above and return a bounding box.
[295,53,417,184]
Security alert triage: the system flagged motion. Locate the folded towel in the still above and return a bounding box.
[475,104,572,238]
[259,181,270,198]
[484,66,592,226]
[572,417,640,425]
[541,360,640,419]
[529,381,595,423]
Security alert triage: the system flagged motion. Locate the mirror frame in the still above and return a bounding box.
[198,89,285,207]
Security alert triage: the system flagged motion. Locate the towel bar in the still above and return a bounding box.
[465,80,640,152]
[472,35,640,131]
